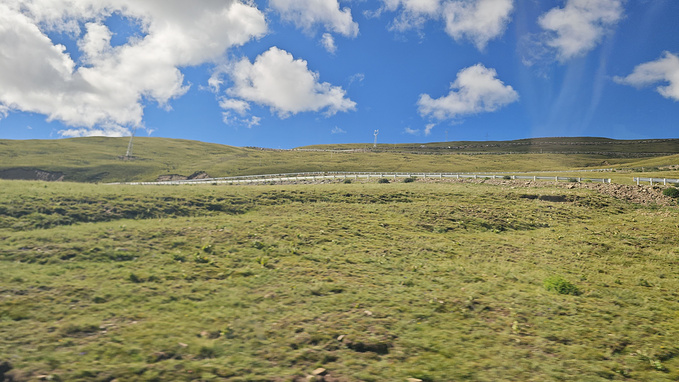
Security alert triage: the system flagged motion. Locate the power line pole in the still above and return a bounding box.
[125,127,137,158]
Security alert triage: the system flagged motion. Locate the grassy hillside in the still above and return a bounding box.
[1,137,678,183]
[1,180,678,381]
[299,137,679,154]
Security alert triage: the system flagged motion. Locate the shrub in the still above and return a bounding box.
[129,273,143,283]
[662,187,679,198]
[343,178,352,184]
[502,175,512,180]
[377,178,390,184]
[544,276,580,295]
[404,177,416,183]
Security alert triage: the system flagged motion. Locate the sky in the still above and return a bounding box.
[0,0,678,149]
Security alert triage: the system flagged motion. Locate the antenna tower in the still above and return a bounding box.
[373,130,379,148]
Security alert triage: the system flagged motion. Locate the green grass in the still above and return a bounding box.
[1,137,678,183]
[1,180,679,381]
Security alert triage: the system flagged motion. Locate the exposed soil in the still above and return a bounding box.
[0,168,64,181]
[156,171,210,181]
[455,178,677,206]
[267,177,678,206]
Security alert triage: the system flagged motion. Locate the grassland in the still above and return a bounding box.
[1,179,679,381]
[1,137,678,183]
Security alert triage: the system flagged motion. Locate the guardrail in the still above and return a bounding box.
[634,177,679,185]
[111,172,613,186]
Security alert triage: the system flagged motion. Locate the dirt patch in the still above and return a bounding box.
[455,178,677,206]
[156,171,210,181]
[0,168,64,181]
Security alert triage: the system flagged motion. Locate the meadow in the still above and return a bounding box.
[2,137,679,184]
[1,179,678,381]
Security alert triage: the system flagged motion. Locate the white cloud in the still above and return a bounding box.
[321,33,337,53]
[0,1,267,136]
[219,98,251,115]
[614,52,679,101]
[538,0,624,61]
[418,63,518,121]
[442,0,514,50]
[224,46,356,118]
[58,124,132,138]
[221,111,261,128]
[404,127,420,135]
[348,73,365,87]
[384,0,442,31]
[269,0,358,37]
[424,123,436,136]
[331,126,346,134]
[378,0,513,49]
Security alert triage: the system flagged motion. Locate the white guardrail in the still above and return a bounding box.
[634,177,679,185]
[111,172,616,186]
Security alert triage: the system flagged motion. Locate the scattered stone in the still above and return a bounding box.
[363,310,373,316]
[312,368,327,376]
[178,342,188,347]
[336,335,345,341]
[407,378,423,382]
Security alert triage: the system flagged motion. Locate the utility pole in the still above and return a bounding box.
[373,130,379,148]
[125,127,137,158]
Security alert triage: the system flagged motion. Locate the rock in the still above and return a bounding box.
[312,368,327,376]
[407,379,423,382]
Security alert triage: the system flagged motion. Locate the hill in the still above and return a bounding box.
[1,137,678,183]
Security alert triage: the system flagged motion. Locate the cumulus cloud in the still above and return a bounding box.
[404,127,420,135]
[0,0,267,136]
[418,63,518,121]
[223,46,356,118]
[377,0,513,49]
[442,0,514,50]
[538,0,624,61]
[614,52,679,101]
[269,0,358,37]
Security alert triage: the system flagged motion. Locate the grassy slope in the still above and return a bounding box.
[1,180,678,381]
[1,137,679,183]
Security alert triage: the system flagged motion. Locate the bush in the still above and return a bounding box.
[377,178,390,184]
[502,175,512,180]
[404,177,416,183]
[343,178,352,184]
[662,187,679,198]
[544,276,580,295]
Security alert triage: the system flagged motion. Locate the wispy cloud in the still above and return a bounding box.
[404,127,420,135]
[321,33,337,54]
[331,126,347,134]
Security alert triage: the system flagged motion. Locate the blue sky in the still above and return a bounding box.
[0,0,678,149]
